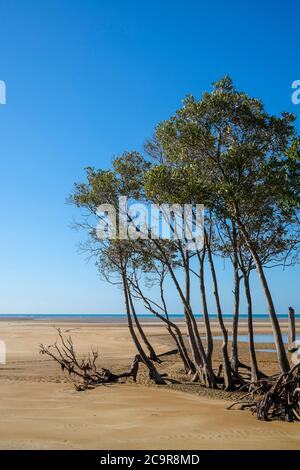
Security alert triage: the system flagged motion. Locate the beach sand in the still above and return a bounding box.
[0,319,299,450]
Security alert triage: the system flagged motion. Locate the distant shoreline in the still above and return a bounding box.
[0,313,298,323]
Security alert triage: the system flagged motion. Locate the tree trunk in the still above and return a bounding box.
[199,247,214,363]
[145,306,196,374]
[230,228,240,373]
[153,240,216,387]
[159,272,195,373]
[129,274,196,374]
[127,287,160,362]
[205,229,233,390]
[184,250,217,387]
[121,268,166,384]
[167,325,194,373]
[185,311,202,363]
[235,218,290,373]
[243,272,259,382]
[188,310,217,387]
[183,253,201,368]
[163,313,196,374]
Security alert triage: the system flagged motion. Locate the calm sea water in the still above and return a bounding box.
[213,333,300,344]
[0,313,297,321]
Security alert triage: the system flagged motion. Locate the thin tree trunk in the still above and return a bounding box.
[153,240,217,387]
[142,303,196,374]
[199,246,213,363]
[205,229,233,390]
[183,256,202,367]
[187,306,217,386]
[230,225,240,372]
[231,271,240,372]
[121,268,165,384]
[127,287,160,362]
[243,272,259,382]
[184,250,217,387]
[183,255,203,368]
[159,274,196,374]
[167,324,194,373]
[130,274,196,374]
[235,217,289,373]
[174,329,196,373]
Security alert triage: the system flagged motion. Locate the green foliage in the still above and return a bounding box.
[70,76,299,285]
[144,76,299,257]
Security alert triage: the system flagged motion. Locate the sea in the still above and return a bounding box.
[0,313,297,322]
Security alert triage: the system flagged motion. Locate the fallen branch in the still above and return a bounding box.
[39,328,142,391]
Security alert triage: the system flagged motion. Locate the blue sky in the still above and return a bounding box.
[0,0,299,314]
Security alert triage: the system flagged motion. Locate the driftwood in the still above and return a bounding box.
[39,328,142,391]
[228,363,300,421]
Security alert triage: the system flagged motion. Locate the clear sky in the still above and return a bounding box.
[0,0,299,315]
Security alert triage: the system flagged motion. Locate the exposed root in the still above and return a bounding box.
[229,363,300,422]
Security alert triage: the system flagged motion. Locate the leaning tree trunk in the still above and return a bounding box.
[166,323,195,374]
[162,311,196,374]
[121,269,165,384]
[184,251,217,387]
[187,300,217,387]
[154,240,217,388]
[181,298,203,372]
[127,287,160,362]
[172,326,196,374]
[184,254,202,368]
[230,240,241,373]
[158,273,195,373]
[243,272,260,382]
[167,326,190,372]
[236,218,290,373]
[205,230,233,390]
[129,275,196,374]
[143,304,196,374]
[199,247,214,364]
[180,302,210,382]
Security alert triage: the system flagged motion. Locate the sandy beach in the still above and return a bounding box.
[0,318,299,450]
